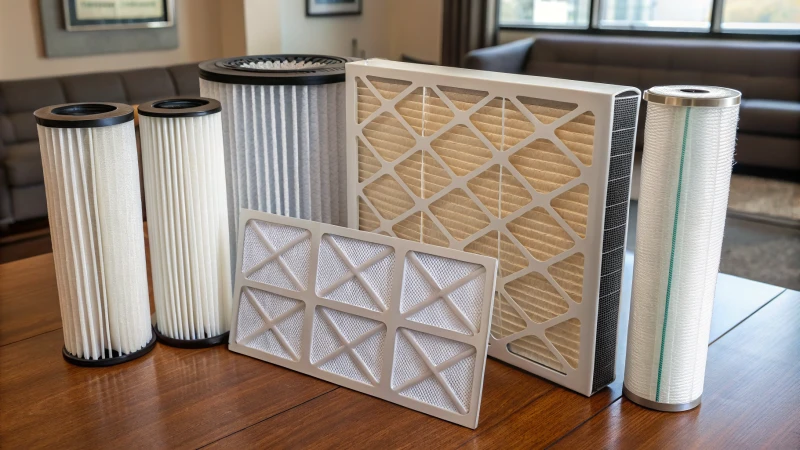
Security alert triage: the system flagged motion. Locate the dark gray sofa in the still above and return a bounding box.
[0,63,200,225]
[465,35,800,174]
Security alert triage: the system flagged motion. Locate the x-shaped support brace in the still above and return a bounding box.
[238,287,304,361]
[403,252,485,335]
[318,235,393,312]
[313,308,384,385]
[392,328,476,414]
[246,224,311,291]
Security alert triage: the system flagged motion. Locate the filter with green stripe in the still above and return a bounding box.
[623,85,741,412]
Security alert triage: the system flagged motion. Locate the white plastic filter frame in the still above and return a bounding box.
[229,209,498,428]
[346,60,640,396]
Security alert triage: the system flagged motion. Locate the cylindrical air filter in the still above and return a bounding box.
[199,55,352,259]
[34,103,155,366]
[138,98,232,348]
[624,86,741,411]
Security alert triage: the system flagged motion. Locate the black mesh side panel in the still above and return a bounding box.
[604,202,629,230]
[611,127,635,156]
[602,224,627,254]
[606,176,631,206]
[609,152,633,181]
[592,94,638,394]
[612,96,638,130]
[592,291,622,393]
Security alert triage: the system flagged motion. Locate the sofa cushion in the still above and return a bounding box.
[167,64,201,96]
[3,141,43,187]
[739,100,800,138]
[122,68,177,105]
[525,34,800,103]
[0,78,66,144]
[61,73,126,103]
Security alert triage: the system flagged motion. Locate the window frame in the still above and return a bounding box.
[497,0,800,40]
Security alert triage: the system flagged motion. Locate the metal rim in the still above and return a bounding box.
[62,332,156,367]
[153,325,229,349]
[623,385,701,412]
[138,97,222,118]
[35,102,134,129]
[643,86,741,107]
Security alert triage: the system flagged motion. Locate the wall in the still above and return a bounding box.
[388,0,443,63]
[0,0,445,81]
[279,0,391,58]
[0,0,223,80]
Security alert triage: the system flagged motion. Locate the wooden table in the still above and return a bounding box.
[1,252,797,449]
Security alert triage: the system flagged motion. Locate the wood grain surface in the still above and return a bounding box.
[0,251,793,449]
[552,290,800,450]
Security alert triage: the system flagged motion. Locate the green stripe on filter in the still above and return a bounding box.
[656,107,691,402]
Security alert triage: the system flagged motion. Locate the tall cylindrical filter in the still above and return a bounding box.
[34,103,154,366]
[199,55,351,258]
[624,86,741,411]
[138,98,232,348]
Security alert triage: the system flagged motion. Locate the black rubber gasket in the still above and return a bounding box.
[138,97,222,118]
[35,102,134,128]
[199,54,354,86]
[153,324,229,349]
[62,332,156,367]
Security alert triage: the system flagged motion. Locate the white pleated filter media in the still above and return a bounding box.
[229,210,498,428]
[346,60,640,396]
[35,105,152,361]
[199,55,350,265]
[625,86,740,408]
[139,99,232,342]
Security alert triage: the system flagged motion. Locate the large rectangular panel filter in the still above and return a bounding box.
[346,60,640,396]
[199,55,352,263]
[229,209,498,428]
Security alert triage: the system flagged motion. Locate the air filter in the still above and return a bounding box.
[199,54,353,262]
[346,60,640,396]
[624,86,741,412]
[229,209,498,428]
[138,98,232,348]
[34,103,154,366]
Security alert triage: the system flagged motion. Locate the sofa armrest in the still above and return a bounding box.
[464,38,534,73]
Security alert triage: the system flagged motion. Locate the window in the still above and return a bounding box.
[721,0,800,33]
[499,0,800,36]
[598,0,713,31]
[499,0,591,28]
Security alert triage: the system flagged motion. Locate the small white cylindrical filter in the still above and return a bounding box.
[138,98,232,347]
[34,103,154,366]
[624,86,741,411]
[198,55,350,262]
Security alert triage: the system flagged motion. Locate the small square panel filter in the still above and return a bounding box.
[229,210,497,428]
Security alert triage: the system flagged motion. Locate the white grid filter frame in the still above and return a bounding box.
[229,210,498,428]
[346,60,640,396]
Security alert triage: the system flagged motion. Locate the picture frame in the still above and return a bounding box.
[306,0,362,17]
[63,0,175,31]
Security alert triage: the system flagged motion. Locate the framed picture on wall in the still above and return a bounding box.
[306,0,362,17]
[63,0,175,31]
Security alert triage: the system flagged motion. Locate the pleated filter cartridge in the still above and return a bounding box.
[229,210,498,428]
[199,55,354,261]
[34,103,154,366]
[138,98,232,348]
[624,86,741,412]
[346,60,640,396]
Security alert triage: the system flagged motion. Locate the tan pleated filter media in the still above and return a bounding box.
[346,60,640,396]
